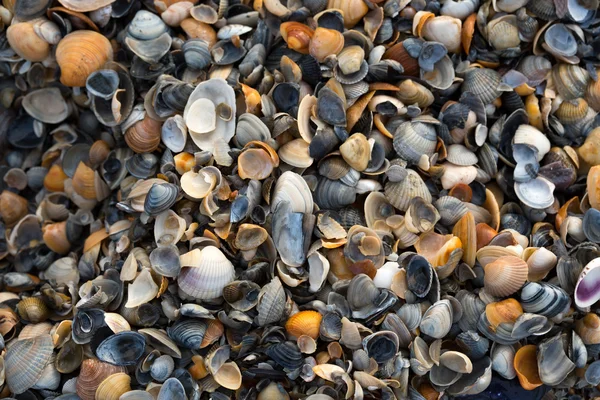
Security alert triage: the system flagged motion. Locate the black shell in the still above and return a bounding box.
[95,331,146,366]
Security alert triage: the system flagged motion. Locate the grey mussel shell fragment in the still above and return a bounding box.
[94,331,146,366]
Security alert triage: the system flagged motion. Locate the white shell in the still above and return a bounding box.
[177,246,235,300]
[125,268,159,308]
[154,209,186,247]
[513,124,551,161]
[271,171,314,214]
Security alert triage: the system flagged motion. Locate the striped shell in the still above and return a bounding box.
[393,121,438,165]
[484,256,529,297]
[56,31,113,87]
[76,359,127,400]
[5,334,54,394]
[552,64,590,101]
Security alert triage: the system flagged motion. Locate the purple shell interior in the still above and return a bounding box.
[575,265,600,308]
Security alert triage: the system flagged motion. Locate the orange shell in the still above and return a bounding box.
[280,22,314,54]
[83,228,109,253]
[56,30,113,87]
[575,313,600,345]
[514,345,543,390]
[125,115,162,154]
[72,161,97,200]
[452,212,476,267]
[462,13,477,55]
[587,165,600,210]
[486,298,523,329]
[174,152,195,175]
[285,310,323,339]
[76,359,127,400]
[43,221,71,255]
[43,164,68,192]
[89,140,111,166]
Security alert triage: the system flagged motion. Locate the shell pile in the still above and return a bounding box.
[2,0,600,399]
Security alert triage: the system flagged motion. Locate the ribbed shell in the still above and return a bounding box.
[256,277,286,326]
[56,31,114,87]
[461,68,502,104]
[95,373,131,400]
[177,246,235,300]
[393,122,437,165]
[314,178,357,210]
[552,64,590,101]
[526,0,556,20]
[446,144,478,166]
[435,196,468,226]
[586,78,600,112]
[76,360,126,400]
[125,115,162,154]
[516,8,539,42]
[483,256,528,297]
[384,169,432,211]
[5,334,54,394]
[285,311,323,339]
[517,56,551,86]
[555,98,589,124]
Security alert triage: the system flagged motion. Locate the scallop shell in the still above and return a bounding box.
[286,311,323,340]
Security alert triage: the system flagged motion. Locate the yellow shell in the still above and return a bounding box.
[6,22,50,62]
[555,98,589,124]
[95,373,131,400]
[285,310,323,339]
[56,30,113,87]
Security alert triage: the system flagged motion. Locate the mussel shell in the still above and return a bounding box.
[406,255,433,298]
[94,331,146,366]
[266,341,303,370]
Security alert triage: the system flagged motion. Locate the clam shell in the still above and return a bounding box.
[420,300,453,339]
[178,246,235,300]
[56,30,113,87]
[483,256,528,297]
[384,168,432,211]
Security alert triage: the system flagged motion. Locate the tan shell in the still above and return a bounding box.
[95,373,131,400]
[76,359,127,400]
[309,27,344,63]
[339,133,371,172]
[125,115,162,154]
[483,256,528,297]
[6,22,50,62]
[0,190,29,227]
[327,0,369,28]
[56,30,113,87]
[58,0,116,12]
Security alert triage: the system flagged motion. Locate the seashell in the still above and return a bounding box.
[286,311,322,340]
[125,115,162,154]
[513,345,543,390]
[280,22,313,54]
[181,166,221,200]
[178,246,235,300]
[162,1,193,27]
[6,22,50,62]
[514,177,555,210]
[0,190,29,227]
[574,258,600,308]
[271,171,314,214]
[149,245,181,278]
[167,319,207,349]
[393,122,437,165]
[453,211,477,267]
[236,113,271,147]
[483,256,528,297]
[23,88,69,124]
[266,341,303,370]
[520,281,570,318]
[385,168,432,211]
[552,63,589,101]
[421,55,456,90]
[462,68,504,104]
[125,268,158,308]
[128,10,168,40]
[447,144,478,166]
[95,331,145,366]
[420,300,453,339]
[5,334,54,394]
[537,334,575,386]
[524,247,557,281]
[95,373,131,400]
[56,31,113,87]
[327,0,369,28]
[345,225,385,268]
[183,78,236,156]
[362,331,399,363]
[339,133,370,172]
[396,79,434,108]
[76,359,127,400]
[487,15,520,50]
[309,27,344,63]
[279,139,313,169]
